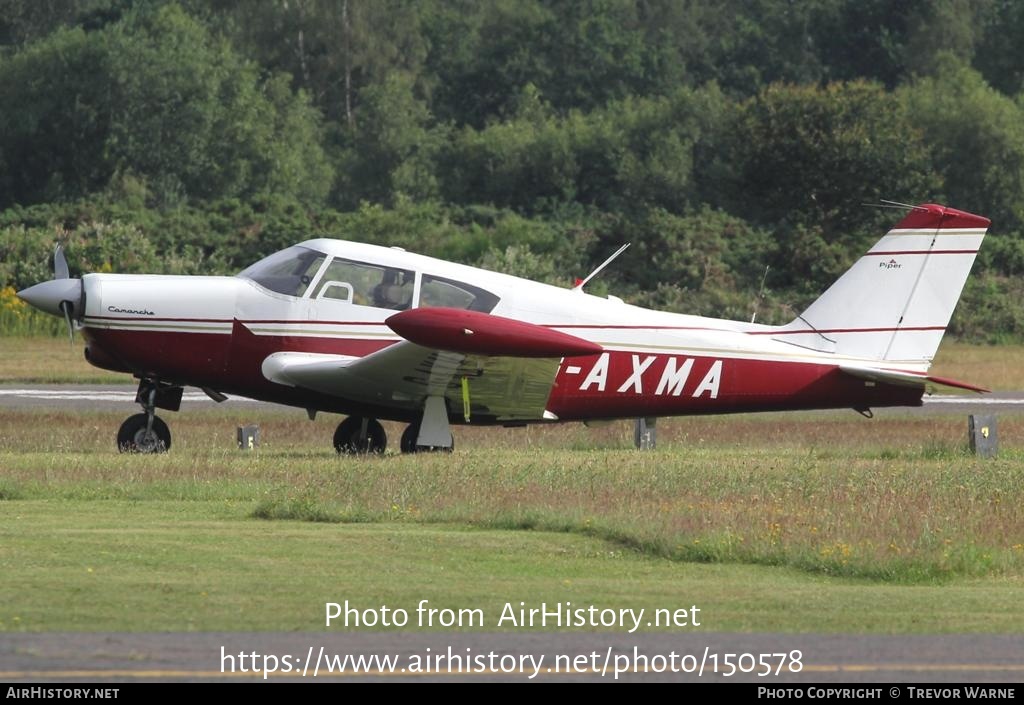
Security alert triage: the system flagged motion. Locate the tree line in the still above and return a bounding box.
[2,0,1024,340]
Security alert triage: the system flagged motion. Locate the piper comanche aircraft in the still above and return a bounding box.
[17,202,989,454]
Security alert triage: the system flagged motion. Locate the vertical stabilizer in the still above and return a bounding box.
[774,204,989,365]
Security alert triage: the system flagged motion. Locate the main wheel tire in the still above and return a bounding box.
[117,413,171,453]
[400,422,420,453]
[400,421,454,453]
[333,416,386,454]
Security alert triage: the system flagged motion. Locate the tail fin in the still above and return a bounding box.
[775,203,989,365]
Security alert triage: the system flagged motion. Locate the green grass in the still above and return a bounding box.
[1,407,1024,633]
[0,301,66,338]
[2,500,1023,634]
[0,336,126,383]
[3,409,1023,586]
[930,341,1024,391]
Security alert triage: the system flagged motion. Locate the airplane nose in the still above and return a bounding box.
[16,278,83,318]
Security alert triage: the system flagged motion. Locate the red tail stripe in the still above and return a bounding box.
[757,326,946,336]
[866,250,979,256]
[893,204,991,230]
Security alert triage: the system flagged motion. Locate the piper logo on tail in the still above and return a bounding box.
[568,353,723,399]
[879,259,902,270]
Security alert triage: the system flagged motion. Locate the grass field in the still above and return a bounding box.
[1,404,1023,634]
[0,336,124,384]
[1,338,1022,634]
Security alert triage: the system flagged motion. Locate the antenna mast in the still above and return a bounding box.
[750,265,770,324]
[573,243,630,291]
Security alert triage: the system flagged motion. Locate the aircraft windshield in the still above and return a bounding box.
[238,246,326,297]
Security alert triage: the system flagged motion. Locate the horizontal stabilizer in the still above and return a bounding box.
[387,307,602,358]
[839,365,989,394]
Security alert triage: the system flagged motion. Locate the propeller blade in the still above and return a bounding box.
[54,244,69,280]
[59,300,75,345]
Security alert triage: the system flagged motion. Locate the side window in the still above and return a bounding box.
[312,258,414,310]
[419,275,499,313]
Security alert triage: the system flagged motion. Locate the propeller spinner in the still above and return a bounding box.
[16,245,83,342]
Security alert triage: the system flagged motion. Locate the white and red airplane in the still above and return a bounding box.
[17,202,989,454]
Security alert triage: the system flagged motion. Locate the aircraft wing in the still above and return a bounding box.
[264,343,564,421]
[262,308,603,421]
[839,365,989,394]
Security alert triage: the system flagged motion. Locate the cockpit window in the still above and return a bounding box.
[238,246,326,297]
[312,257,414,310]
[419,274,499,313]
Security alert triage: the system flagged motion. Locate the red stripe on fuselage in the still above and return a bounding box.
[86,315,389,326]
[86,315,234,323]
[82,323,395,408]
[83,316,949,337]
[757,325,946,336]
[548,324,718,331]
[546,324,948,335]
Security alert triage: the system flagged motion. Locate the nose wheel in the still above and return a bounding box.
[334,416,387,454]
[117,380,178,453]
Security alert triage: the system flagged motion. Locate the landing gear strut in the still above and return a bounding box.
[116,380,179,453]
[400,396,455,453]
[334,416,387,454]
[400,421,455,453]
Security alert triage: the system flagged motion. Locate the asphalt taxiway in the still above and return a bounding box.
[2,384,1023,415]
[1,632,1022,683]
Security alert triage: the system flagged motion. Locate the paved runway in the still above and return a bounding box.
[1,632,1022,683]
[2,384,1023,415]
[0,384,272,411]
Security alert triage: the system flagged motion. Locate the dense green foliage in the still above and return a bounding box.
[2,0,1024,340]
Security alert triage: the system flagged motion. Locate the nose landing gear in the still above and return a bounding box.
[116,380,181,453]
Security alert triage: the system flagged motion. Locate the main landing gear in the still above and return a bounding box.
[117,380,181,453]
[333,396,456,455]
[117,413,171,453]
[333,416,387,454]
[399,421,454,454]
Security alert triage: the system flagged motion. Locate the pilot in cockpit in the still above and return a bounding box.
[372,269,412,310]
